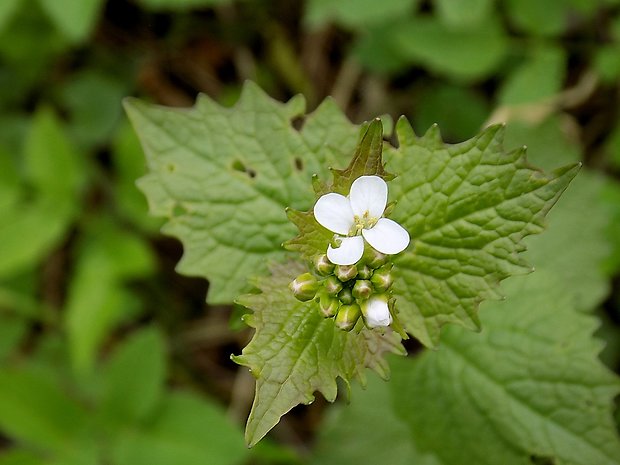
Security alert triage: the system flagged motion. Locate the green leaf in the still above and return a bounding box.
[37,0,103,42]
[283,208,333,261]
[434,0,493,27]
[0,0,22,33]
[385,120,579,346]
[505,0,568,36]
[65,220,154,374]
[503,116,581,172]
[595,45,620,83]
[0,6,68,91]
[87,219,155,280]
[600,180,620,277]
[0,204,72,278]
[524,174,613,310]
[0,272,41,320]
[249,439,302,465]
[0,449,49,465]
[138,0,232,10]
[0,146,20,213]
[311,374,437,465]
[232,262,405,447]
[125,82,358,303]
[0,450,45,465]
[388,15,508,81]
[390,271,620,465]
[314,163,619,464]
[606,120,620,170]
[0,369,89,452]
[499,44,566,105]
[327,119,392,194]
[412,83,490,142]
[100,328,166,425]
[61,70,127,148]
[353,25,412,74]
[504,119,609,308]
[391,162,620,465]
[112,391,248,465]
[304,0,418,29]
[0,108,82,278]
[0,312,28,359]
[24,107,83,200]
[567,0,611,13]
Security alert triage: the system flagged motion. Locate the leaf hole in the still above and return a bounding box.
[172,203,187,217]
[294,157,303,172]
[291,116,305,131]
[231,159,257,179]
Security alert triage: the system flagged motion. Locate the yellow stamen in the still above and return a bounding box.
[349,211,378,236]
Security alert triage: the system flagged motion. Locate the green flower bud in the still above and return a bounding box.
[314,254,335,276]
[352,279,373,300]
[338,287,354,305]
[335,303,361,331]
[366,249,388,269]
[318,291,340,318]
[371,265,393,293]
[324,275,343,295]
[289,272,318,302]
[357,264,373,280]
[335,264,358,282]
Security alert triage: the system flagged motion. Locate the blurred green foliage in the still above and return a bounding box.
[1,0,620,463]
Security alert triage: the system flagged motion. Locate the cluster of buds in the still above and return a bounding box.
[289,249,395,331]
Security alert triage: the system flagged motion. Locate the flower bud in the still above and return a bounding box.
[352,279,373,300]
[366,249,388,269]
[361,295,392,328]
[338,287,354,305]
[335,264,358,282]
[289,273,318,302]
[335,303,361,331]
[318,291,340,318]
[324,275,343,295]
[357,264,373,280]
[371,265,393,292]
[314,254,334,276]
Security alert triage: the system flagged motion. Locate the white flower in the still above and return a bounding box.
[362,296,392,328]
[313,175,410,265]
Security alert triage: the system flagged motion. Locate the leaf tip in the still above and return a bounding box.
[121,96,137,110]
[122,97,142,123]
[422,123,442,145]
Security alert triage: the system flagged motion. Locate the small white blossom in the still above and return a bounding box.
[362,296,392,328]
[313,175,410,265]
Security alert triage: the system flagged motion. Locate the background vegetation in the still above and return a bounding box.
[1,0,620,464]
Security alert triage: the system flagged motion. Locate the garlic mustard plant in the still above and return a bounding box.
[290,171,409,331]
[313,175,410,265]
[286,125,409,333]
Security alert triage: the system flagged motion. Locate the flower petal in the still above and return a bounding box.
[362,297,392,328]
[349,175,388,219]
[362,218,410,255]
[314,193,355,235]
[327,236,364,265]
